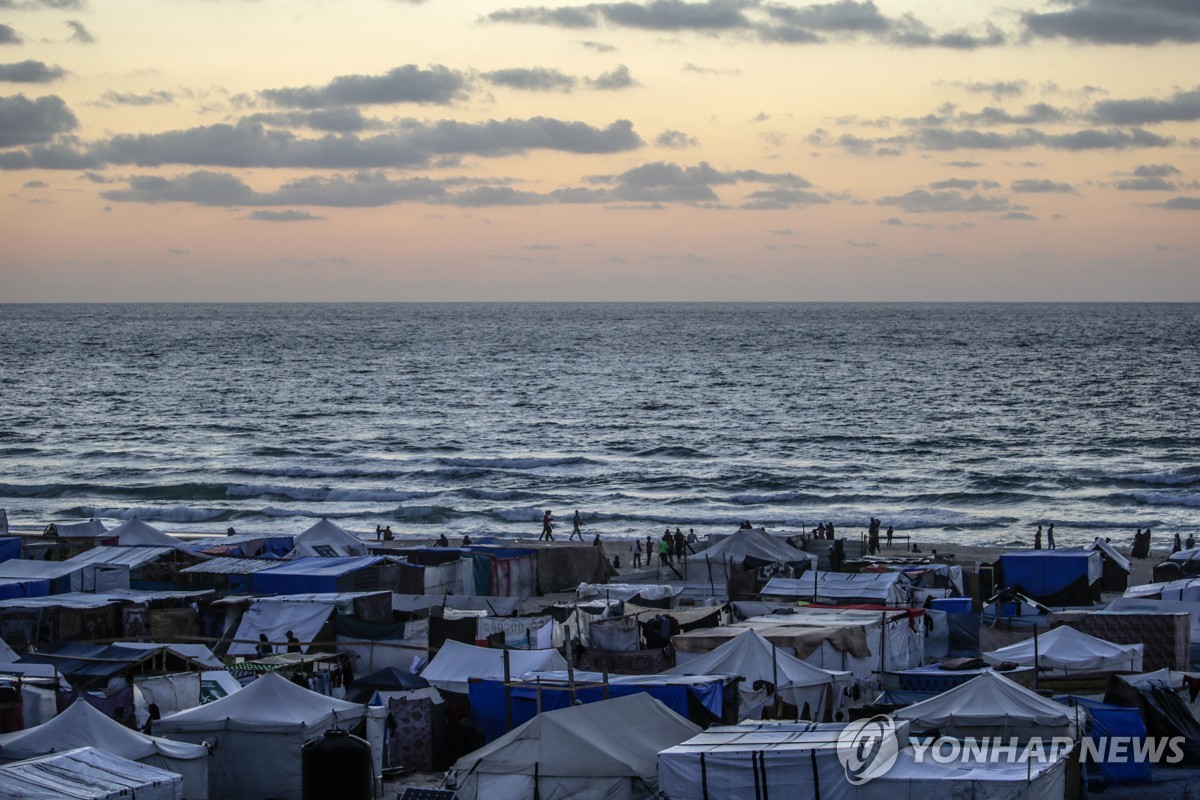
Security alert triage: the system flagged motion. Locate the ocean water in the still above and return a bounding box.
[1,303,1198,548]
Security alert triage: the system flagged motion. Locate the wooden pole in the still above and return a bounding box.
[503,649,513,733]
[1033,624,1040,691]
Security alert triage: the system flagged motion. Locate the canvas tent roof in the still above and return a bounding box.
[1089,538,1131,573]
[18,642,208,687]
[451,693,700,787]
[700,529,816,569]
[105,518,181,548]
[0,746,182,800]
[895,671,1077,736]
[154,671,364,733]
[68,546,175,569]
[226,597,337,656]
[761,571,910,605]
[0,699,207,798]
[421,639,568,694]
[661,629,851,720]
[49,519,108,538]
[288,518,368,558]
[983,625,1143,672]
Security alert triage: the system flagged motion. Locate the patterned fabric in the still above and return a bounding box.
[1079,614,1189,672]
[387,695,440,771]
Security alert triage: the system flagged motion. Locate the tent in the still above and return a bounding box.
[856,744,1070,800]
[345,666,429,703]
[761,571,910,606]
[700,529,817,571]
[0,698,208,799]
[153,671,376,800]
[0,746,182,800]
[449,693,700,800]
[982,625,1143,674]
[0,559,129,594]
[251,555,386,594]
[287,518,368,558]
[419,639,567,694]
[1058,695,1152,784]
[895,671,1080,740]
[998,550,1102,606]
[106,518,182,548]
[660,629,851,721]
[1088,539,1132,592]
[47,519,108,538]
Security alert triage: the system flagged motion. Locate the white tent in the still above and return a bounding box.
[0,699,208,800]
[700,529,817,572]
[856,744,1069,800]
[420,639,568,694]
[287,518,368,558]
[449,693,700,800]
[49,519,108,538]
[661,629,852,721]
[153,672,374,800]
[107,518,182,548]
[0,747,183,800]
[982,625,1143,674]
[894,671,1080,740]
[761,571,910,606]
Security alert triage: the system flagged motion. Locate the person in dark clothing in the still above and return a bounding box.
[286,630,301,653]
[540,510,555,541]
[435,533,449,547]
[886,525,893,547]
[1047,523,1056,550]
[570,510,584,541]
[383,525,394,541]
[256,633,272,659]
[673,528,687,561]
[1034,525,1042,550]
[1174,533,1183,553]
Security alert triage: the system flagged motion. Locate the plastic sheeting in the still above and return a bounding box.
[856,745,1069,800]
[761,572,910,606]
[227,599,333,656]
[0,539,19,564]
[135,673,202,729]
[0,560,129,594]
[983,625,1143,673]
[287,518,368,558]
[251,556,384,594]
[0,747,182,800]
[895,671,1079,739]
[1000,550,1102,601]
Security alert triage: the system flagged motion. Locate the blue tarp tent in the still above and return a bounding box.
[0,538,21,564]
[999,550,1102,605]
[1057,695,1152,783]
[251,556,385,594]
[468,672,730,741]
[0,577,51,600]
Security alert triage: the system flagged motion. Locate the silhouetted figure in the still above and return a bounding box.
[540,510,555,541]
[886,526,893,547]
[632,539,642,568]
[256,634,272,659]
[570,510,584,541]
[462,534,472,546]
[1174,533,1183,553]
[383,525,394,541]
[1034,525,1042,551]
[674,528,686,561]
[436,533,449,547]
[286,630,301,653]
[1047,523,1056,550]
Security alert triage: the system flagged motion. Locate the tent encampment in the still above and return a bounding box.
[106,518,182,548]
[287,518,368,558]
[982,625,1143,674]
[0,699,208,799]
[661,628,851,721]
[449,693,700,800]
[153,671,377,800]
[760,571,910,606]
[894,671,1080,740]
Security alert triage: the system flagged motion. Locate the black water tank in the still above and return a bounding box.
[301,728,372,800]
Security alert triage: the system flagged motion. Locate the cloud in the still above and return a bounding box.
[0,0,85,9]
[910,125,1173,151]
[1115,177,1175,191]
[682,62,741,76]
[655,129,698,148]
[1159,197,1200,210]
[261,64,467,108]
[0,93,77,147]
[1132,163,1181,178]
[490,0,1006,49]
[1091,87,1200,125]
[0,24,21,45]
[167,247,189,255]
[579,39,617,52]
[0,60,66,83]
[948,79,1027,101]
[929,178,999,190]
[242,108,381,133]
[769,227,794,235]
[483,67,576,92]
[1011,178,1074,193]
[22,178,45,187]
[740,187,830,209]
[588,63,637,90]
[1023,0,1200,45]
[956,102,1067,126]
[89,117,642,169]
[65,20,94,44]
[0,138,98,169]
[877,188,1010,213]
[101,90,175,106]
[999,211,1037,220]
[246,209,325,221]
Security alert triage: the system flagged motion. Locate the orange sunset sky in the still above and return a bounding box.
[1,0,1197,301]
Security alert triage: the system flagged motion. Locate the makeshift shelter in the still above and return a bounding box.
[46,519,108,539]
[106,518,182,549]
[661,629,851,721]
[449,693,700,800]
[1104,669,1200,761]
[761,571,910,606]
[0,698,208,799]
[251,555,392,594]
[0,746,183,800]
[345,666,429,703]
[0,538,19,564]
[18,641,210,690]
[0,559,129,595]
[153,671,377,800]
[895,671,1080,740]
[1058,695,1152,784]
[982,625,1143,675]
[997,549,1102,606]
[419,639,567,695]
[287,518,368,558]
[1089,539,1132,592]
[855,744,1070,800]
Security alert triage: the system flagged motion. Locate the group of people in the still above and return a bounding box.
[629,527,697,568]
[255,630,301,658]
[808,522,837,540]
[374,524,395,541]
[866,518,893,555]
[538,510,596,544]
[1032,523,1056,550]
[1172,532,1195,553]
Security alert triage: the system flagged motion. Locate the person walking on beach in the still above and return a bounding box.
[1046,523,1056,550]
[569,510,584,541]
[659,532,673,567]
[540,510,554,541]
[1187,534,1195,551]
[886,525,894,548]
[1034,525,1042,550]
[674,528,687,562]
[632,539,642,568]
[646,534,654,566]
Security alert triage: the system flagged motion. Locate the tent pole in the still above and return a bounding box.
[503,649,512,733]
[1033,625,1039,691]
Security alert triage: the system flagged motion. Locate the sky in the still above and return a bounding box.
[1,0,1198,302]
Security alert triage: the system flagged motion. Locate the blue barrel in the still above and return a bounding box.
[301,728,372,800]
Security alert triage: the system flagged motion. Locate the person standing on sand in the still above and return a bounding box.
[1174,533,1183,553]
[1187,534,1195,550]
[632,539,642,568]
[570,510,584,541]
[1034,525,1042,550]
[886,525,894,548]
[540,510,554,541]
[674,528,687,562]
[646,535,654,566]
[1047,523,1056,550]
[659,534,672,567]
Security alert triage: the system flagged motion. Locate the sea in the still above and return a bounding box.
[1,303,1198,549]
